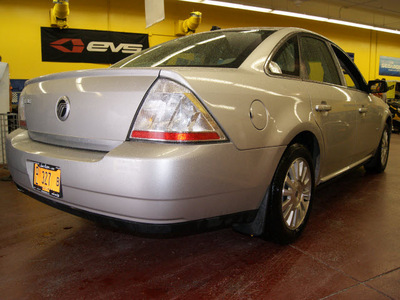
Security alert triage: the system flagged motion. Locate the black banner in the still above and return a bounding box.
[41,27,149,64]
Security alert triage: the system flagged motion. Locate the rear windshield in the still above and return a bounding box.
[112,29,274,68]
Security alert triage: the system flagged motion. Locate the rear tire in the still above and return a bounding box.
[264,144,315,244]
[365,124,390,173]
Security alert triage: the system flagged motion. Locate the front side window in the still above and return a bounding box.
[269,36,300,76]
[112,30,274,69]
[300,36,341,85]
[331,45,368,92]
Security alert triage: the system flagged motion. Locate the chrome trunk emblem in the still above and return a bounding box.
[56,96,70,121]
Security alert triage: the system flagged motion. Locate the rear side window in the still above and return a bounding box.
[300,36,341,85]
[269,36,300,77]
[113,30,274,68]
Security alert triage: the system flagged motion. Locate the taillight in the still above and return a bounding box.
[18,96,27,129]
[130,78,227,142]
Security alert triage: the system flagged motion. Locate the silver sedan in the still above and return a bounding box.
[6,27,391,243]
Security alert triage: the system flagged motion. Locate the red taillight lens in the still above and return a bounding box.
[19,120,27,128]
[131,130,221,141]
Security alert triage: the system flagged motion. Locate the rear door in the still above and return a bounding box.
[299,35,357,179]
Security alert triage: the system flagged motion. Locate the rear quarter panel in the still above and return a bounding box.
[162,69,323,151]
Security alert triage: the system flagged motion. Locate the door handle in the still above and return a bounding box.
[359,107,368,113]
[315,103,332,112]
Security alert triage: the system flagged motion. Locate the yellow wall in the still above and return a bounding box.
[1,0,400,82]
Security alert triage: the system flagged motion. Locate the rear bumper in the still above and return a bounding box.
[15,184,257,235]
[6,129,285,225]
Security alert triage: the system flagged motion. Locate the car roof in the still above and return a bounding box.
[210,27,323,37]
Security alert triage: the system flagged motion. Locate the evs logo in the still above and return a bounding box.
[50,38,143,54]
[41,27,149,63]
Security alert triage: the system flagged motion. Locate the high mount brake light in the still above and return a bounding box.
[130,78,226,142]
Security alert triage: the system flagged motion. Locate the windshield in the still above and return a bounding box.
[112,29,274,69]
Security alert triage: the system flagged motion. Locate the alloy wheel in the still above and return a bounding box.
[281,158,312,230]
[380,129,389,167]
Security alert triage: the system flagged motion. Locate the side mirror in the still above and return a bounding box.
[368,80,389,93]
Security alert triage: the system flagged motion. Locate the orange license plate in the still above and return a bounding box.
[33,163,62,198]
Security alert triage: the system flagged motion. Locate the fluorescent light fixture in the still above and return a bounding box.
[179,0,400,35]
[180,0,272,13]
[375,27,400,34]
[326,19,400,34]
[271,10,328,22]
[327,19,374,30]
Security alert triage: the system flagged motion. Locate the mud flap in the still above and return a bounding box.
[232,188,269,237]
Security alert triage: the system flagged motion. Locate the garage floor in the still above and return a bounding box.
[1,136,400,300]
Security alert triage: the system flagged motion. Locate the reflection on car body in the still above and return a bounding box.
[6,27,391,243]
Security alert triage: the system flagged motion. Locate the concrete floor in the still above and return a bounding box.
[1,136,400,300]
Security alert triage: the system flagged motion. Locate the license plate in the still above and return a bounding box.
[33,163,62,198]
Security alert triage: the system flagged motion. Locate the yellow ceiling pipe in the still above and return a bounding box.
[50,0,70,29]
[175,11,202,36]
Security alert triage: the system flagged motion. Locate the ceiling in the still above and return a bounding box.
[209,0,400,30]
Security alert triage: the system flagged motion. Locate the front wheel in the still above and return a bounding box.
[264,144,315,244]
[365,124,390,173]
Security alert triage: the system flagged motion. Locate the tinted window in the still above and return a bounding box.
[112,30,274,68]
[300,36,341,85]
[269,36,299,76]
[331,45,368,92]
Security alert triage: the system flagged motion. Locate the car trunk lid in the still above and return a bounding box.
[22,68,160,151]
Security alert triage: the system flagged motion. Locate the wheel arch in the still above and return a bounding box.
[287,131,321,183]
[232,130,321,238]
[386,115,392,132]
